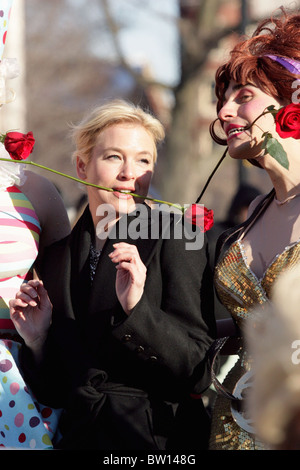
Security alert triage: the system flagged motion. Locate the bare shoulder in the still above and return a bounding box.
[20,170,71,246]
[246,194,267,218]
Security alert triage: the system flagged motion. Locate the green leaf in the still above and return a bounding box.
[262,134,289,169]
[265,105,280,122]
[266,105,280,116]
[266,105,276,112]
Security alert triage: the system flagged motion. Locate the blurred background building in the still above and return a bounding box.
[1,0,298,220]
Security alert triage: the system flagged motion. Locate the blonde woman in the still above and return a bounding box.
[10,100,216,450]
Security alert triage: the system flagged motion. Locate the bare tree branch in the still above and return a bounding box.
[100,0,174,91]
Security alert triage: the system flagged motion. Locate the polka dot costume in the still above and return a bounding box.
[0,1,62,451]
[0,340,61,449]
[0,0,13,61]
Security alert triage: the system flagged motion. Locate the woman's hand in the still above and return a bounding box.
[9,280,52,355]
[109,242,147,316]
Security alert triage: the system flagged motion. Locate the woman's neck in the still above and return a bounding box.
[259,149,300,203]
[88,200,120,251]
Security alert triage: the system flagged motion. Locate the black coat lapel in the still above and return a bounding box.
[88,203,163,316]
[41,207,96,380]
[69,207,94,322]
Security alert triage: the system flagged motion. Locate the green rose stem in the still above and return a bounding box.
[244,105,289,169]
[0,157,184,213]
[196,147,228,203]
[244,107,277,130]
[196,105,289,203]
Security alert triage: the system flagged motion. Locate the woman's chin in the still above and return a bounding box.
[228,140,264,161]
[116,199,139,216]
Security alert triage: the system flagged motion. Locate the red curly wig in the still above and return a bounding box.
[215,8,300,113]
[210,7,300,152]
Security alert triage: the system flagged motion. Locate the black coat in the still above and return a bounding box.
[21,204,215,450]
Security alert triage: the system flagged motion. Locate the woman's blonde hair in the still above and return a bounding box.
[71,99,165,164]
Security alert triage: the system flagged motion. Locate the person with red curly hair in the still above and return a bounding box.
[209,7,300,449]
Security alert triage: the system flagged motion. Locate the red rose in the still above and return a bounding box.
[4,131,35,160]
[184,204,214,232]
[275,103,300,139]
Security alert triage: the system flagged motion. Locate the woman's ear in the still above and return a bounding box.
[76,156,87,179]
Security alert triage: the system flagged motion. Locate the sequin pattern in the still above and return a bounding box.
[210,239,300,450]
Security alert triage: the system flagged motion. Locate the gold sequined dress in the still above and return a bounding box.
[209,234,300,450]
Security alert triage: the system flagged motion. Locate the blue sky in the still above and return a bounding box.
[107,0,180,86]
[66,0,180,86]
